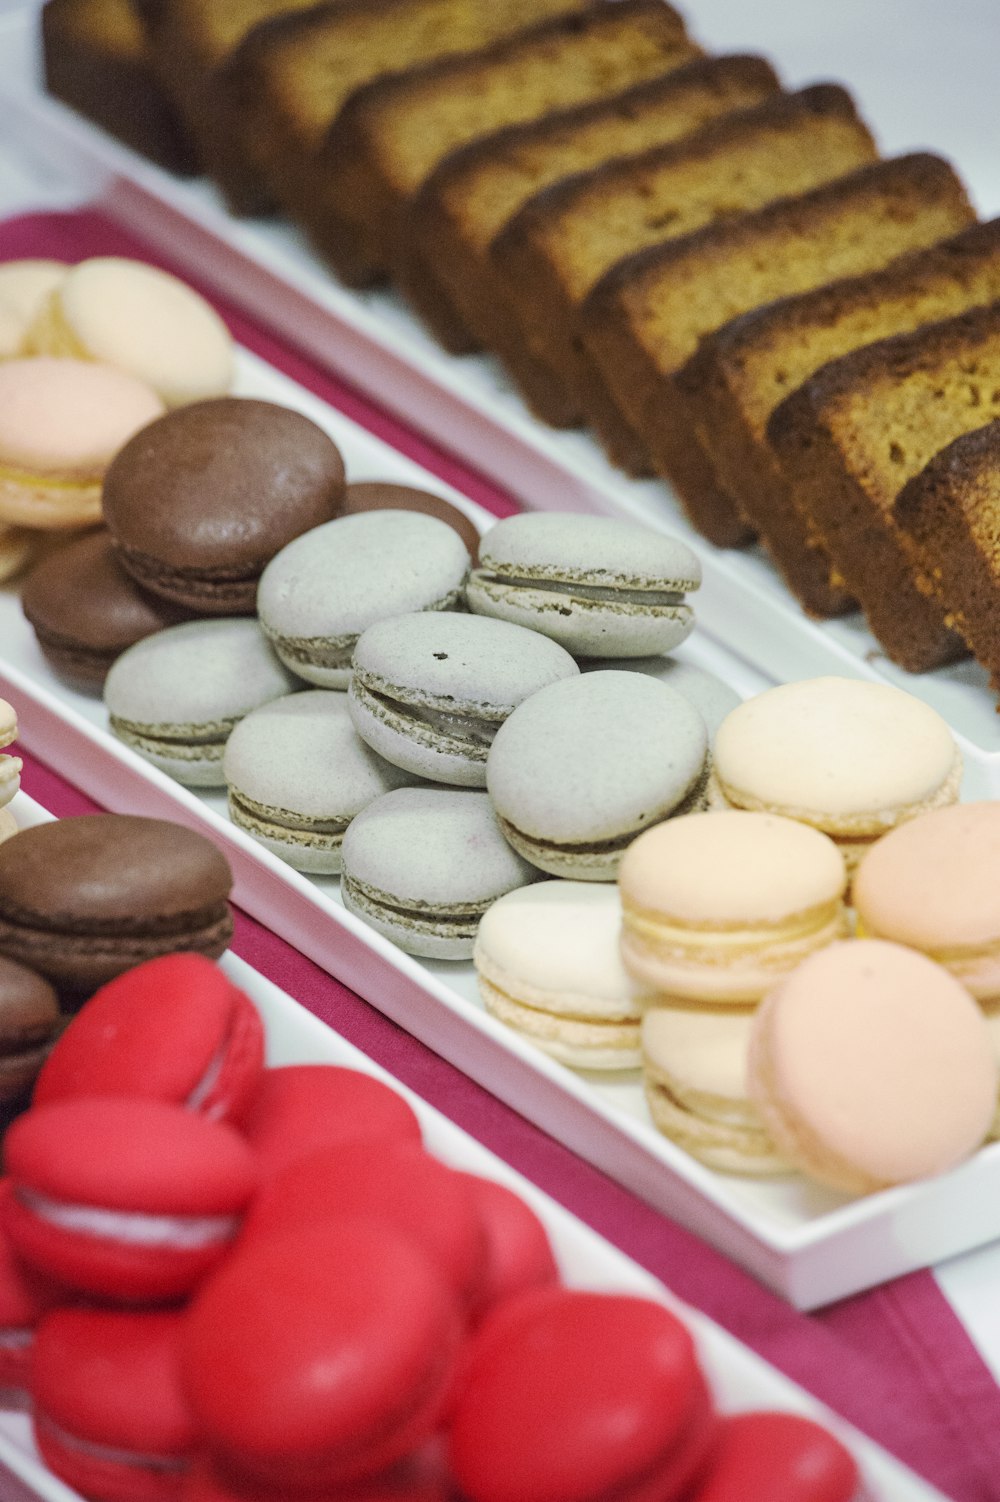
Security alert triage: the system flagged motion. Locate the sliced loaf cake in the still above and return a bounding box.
[678,217,1000,614]
[581,154,974,546]
[769,304,1000,672]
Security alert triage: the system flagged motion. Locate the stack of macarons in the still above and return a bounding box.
[0,948,862,1502]
[0,255,235,581]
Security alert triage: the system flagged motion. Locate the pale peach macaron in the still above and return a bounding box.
[474,881,654,1071]
[748,939,998,1196]
[618,810,849,1003]
[0,260,67,358]
[854,802,1000,1133]
[709,677,962,873]
[23,257,234,408]
[0,358,164,529]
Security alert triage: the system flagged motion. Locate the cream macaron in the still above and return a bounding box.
[23,258,234,408]
[619,811,848,1003]
[0,358,165,529]
[748,939,997,1195]
[474,882,653,1071]
[0,260,67,357]
[641,1005,791,1175]
[0,698,21,820]
[710,677,961,871]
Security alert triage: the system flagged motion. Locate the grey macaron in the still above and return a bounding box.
[581,655,742,736]
[466,512,700,657]
[257,510,471,687]
[340,786,539,959]
[486,670,709,880]
[348,612,579,787]
[222,691,420,873]
[103,617,299,785]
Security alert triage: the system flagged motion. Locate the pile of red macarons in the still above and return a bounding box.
[0,951,862,1502]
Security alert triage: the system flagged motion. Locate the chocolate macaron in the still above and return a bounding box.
[0,955,61,1104]
[103,397,346,614]
[0,815,234,1000]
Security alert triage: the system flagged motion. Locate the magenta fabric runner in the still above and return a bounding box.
[5,208,1000,1501]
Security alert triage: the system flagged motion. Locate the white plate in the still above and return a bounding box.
[0,790,951,1502]
[1,5,999,780]
[2,346,1000,1312]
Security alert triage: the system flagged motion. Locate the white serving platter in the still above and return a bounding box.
[2,347,1000,1313]
[0,791,953,1502]
[2,4,1000,777]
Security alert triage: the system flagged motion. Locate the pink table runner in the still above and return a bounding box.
[5,208,1000,1502]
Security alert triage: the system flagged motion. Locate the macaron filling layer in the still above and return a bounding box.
[0,471,102,528]
[472,572,693,604]
[36,1415,191,1476]
[227,790,349,842]
[353,682,498,754]
[341,875,491,937]
[108,715,238,766]
[266,591,465,676]
[114,545,263,608]
[16,1189,240,1249]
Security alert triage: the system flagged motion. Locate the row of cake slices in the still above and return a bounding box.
[41,0,1000,687]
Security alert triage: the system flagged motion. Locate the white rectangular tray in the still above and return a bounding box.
[2,4,999,781]
[2,347,1000,1312]
[0,792,951,1502]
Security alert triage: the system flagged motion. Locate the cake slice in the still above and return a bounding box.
[769,304,1000,672]
[677,217,997,615]
[488,84,877,475]
[581,154,974,547]
[893,420,1000,688]
[406,54,782,361]
[42,0,196,173]
[203,0,590,222]
[307,0,698,289]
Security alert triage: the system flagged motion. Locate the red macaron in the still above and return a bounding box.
[181,1219,462,1491]
[0,1180,61,1404]
[448,1286,718,1502]
[240,1064,422,1178]
[180,1446,453,1501]
[32,1306,197,1502]
[688,1411,861,1501]
[3,1096,257,1301]
[33,953,265,1124]
[455,1172,560,1318]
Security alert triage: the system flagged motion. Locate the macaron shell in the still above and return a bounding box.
[479,979,643,1071]
[27,258,234,407]
[688,1411,859,1502]
[748,940,999,1194]
[343,480,481,558]
[454,1173,559,1316]
[0,261,67,356]
[0,954,60,1101]
[713,677,961,834]
[0,358,165,480]
[852,802,1000,996]
[581,656,741,736]
[242,1065,422,1180]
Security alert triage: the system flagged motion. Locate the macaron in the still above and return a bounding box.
[641,1004,791,1176]
[0,356,164,528]
[349,611,579,786]
[243,1140,486,1312]
[0,697,21,811]
[181,1452,452,1502]
[582,656,741,736]
[688,1411,859,1502]
[618,812,848,1002]
[0,259,67,357]
[748,939,998,1195]
[257,510,471,688]
[455,1173,560,1318]
[33,952,265,1125]
[474,881,653,1071]
[21,528,189,687]
[448,1287,717,1502]
[487,671,709,880]
[344,479,482,558]
[223,691,419,873]
[104,617,299,785]
[0,814,233,999]
[341,786,538,959]
[103,398,347,614]
[0,955,61,1104]
[466,512,701,658]
[0,1181,61,1406]
[32,1307,197,1502]
[710,677,962,871]
[241,1065,422,1181]
[182,1220,462,1490]
[23,256,234,407]
[3,1096,257,1300]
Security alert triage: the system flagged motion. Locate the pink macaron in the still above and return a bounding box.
[182,1219,462,1491]
[455,1173,560,1318]
[32,1307,197,1502]
[448,1286,718,1502]
[33,953,265,1124]
[240,1064,422,1178]
[242,1140,486,1314]
[3,1097,257,1301]
[688,1411,860,1502]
